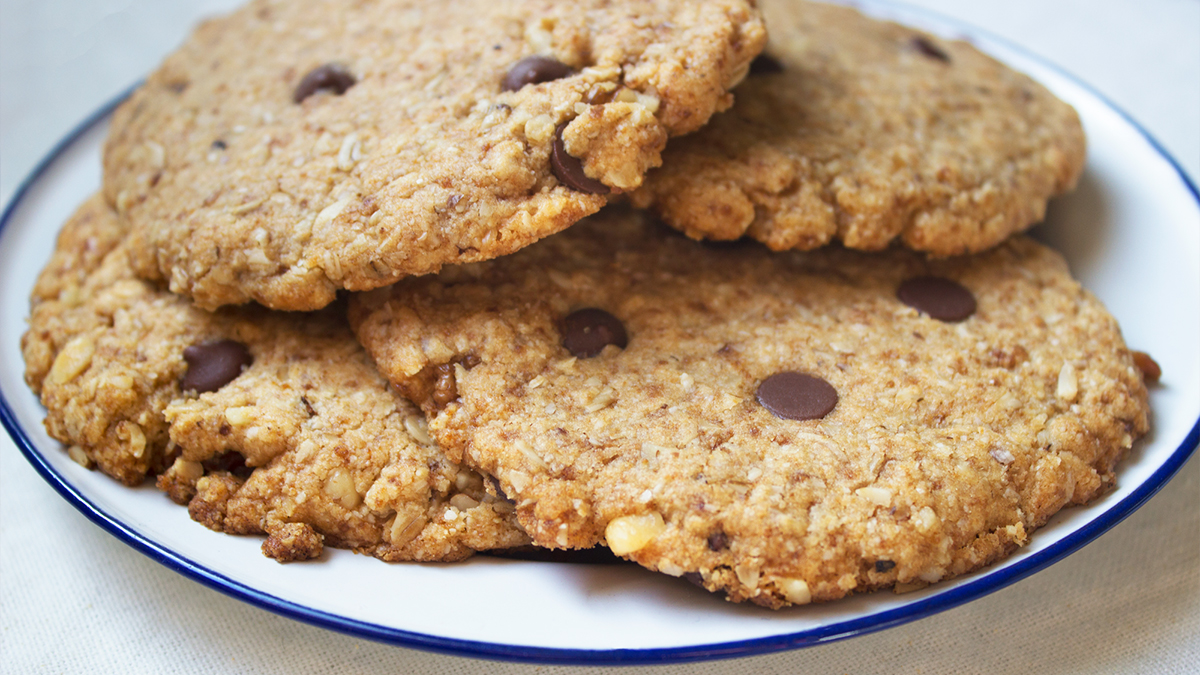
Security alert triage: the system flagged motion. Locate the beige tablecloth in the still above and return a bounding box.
[2,1,1197,672]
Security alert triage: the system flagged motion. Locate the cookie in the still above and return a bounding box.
[102,0,766,310]
[350,206,1150,607]
[629,0,1086,256]
[22,194,528,561]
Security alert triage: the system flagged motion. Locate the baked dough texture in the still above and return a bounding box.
[23,195,528,562]
[350,206,1149,607]
[630,0,1086,256]
[103,0,766,310]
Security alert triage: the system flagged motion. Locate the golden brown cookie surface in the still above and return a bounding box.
[103,0,765,310]
[351,207,1149,607]
[631,0,1086,256]
[23,195,528,561]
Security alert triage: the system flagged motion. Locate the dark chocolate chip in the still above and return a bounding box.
[897,276,976,322]
[181,340,252,393]
[749,53,784,75]
[202,450,252,480]
[293,63,356,103]
[501,55,574,91]
[912,36,951,62]
[755,372,838,421]
[707,530,730,551]
[551,123,610,195]
[683,571,706,588]
[875,559,896,573]
[211,139,227,150]
[561,308,627,358]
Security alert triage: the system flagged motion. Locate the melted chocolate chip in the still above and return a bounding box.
[181,340,253,393]
[431,363,458,407]
[551,124,610,195]
[202,450,253,480]
[749,53,784,75]
[561,308,627,358]
[912,36,951,63]
[875,559,896,573]
[897,276,976,322]
[501,55,574,91]
[293,63,356,103]
[755,372,838,421]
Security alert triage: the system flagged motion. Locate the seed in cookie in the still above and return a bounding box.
[755,371,838,421]
[501,55,574,91]
[561,308,627,358]
[897,276,976,322]
[292,63,356,103]
[181,340,253,393]
[551,124,611,195]
[1132,350,1162,383]
[911,35,951,63]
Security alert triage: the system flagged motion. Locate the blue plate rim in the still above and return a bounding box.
[2,2,1197,665]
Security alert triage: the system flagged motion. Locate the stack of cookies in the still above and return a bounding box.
[23,0,1156,609]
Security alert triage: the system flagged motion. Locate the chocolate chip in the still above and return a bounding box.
[561,308,627,358]
[202,450,252,480]
[683,571,706,588]
[211,139,227,150]
[912,36,951,62]
[293,63,356,103]
[875,559,896,573]
[897,276,976,322]
[501,55,574,91]
[707,530,729,551]
[755,372,838,421]
[749,53,784,75]
[431,363,458,407]
[181,340,253,393]
[551,123,610,195]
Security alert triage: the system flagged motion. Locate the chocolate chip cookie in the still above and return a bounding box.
[630,0,1086,256]
[103,0,766,310]
[23,194,528,561]
[350,206,1149,607]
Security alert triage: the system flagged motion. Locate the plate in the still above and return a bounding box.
[1,1,1197,665]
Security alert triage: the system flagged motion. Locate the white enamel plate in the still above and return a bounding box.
[1,1,1197,665]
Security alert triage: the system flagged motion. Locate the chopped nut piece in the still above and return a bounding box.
[605,512,665,555]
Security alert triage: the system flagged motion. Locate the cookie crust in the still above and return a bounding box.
[103,0,765,310]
